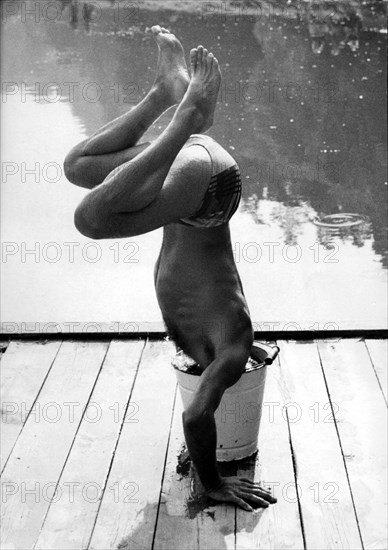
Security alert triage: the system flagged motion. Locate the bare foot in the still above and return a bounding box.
[151,25,190,105]
[179,45,222,133]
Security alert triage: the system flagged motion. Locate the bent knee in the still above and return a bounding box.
[63,148,96,188]
[74,203,93,239]
[74,201,105,240]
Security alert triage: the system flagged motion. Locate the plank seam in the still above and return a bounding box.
[364,340,388,408]
[287,432,307,550]
[0,339,64,476]
[32,340,113,549]
[151,382,178,550]
[276,342,307,550]
[315,341,365,550]
[234,495,237,550]
[86,338,148,550]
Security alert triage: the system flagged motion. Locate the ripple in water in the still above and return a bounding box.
[314,213,368,229]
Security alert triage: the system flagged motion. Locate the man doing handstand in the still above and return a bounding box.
[65,26,276,512]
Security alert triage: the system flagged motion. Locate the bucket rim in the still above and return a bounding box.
[171,355,266,376]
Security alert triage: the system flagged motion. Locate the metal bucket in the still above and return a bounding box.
[172,343,279,461]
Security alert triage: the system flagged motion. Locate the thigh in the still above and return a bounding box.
[103,144,212,238]
[205,305,253,359]
[179,305,253,371]
[65,142,151,189]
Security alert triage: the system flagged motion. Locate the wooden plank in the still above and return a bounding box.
[235,347,304,549]
[152,396,198,549]
[0,340,62,471]
[365,339,388,405]
[34,339,145,550]
[197,485,236,550]
[317,339,388,550]
[0,341,109,550]
[193,445,237,550]
[88,339,177,550]
[275,340,363,550]
[153,370,238,549]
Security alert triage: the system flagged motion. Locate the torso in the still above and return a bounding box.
[154,222,252,365]
[154,135,252,367]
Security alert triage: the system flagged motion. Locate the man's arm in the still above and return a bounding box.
[182,348,277,511]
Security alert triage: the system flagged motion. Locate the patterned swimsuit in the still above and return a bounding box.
[180,134,241,227]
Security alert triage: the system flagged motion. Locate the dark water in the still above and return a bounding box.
[1,0,387,329]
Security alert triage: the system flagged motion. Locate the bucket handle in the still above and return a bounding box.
[251,342,280,365]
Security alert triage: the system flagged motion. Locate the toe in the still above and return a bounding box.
[190,48,198,71]
[197,45,204,63]
[203,49,210,70]
[161,27,170,33]
[151,25,162,35]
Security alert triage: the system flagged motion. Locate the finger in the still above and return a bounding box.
[253,496,270,508]
[240,493,270,508]
[239,479,271,492]
[258,491,277,504]
[244,481,274,496]
[239,477,269,488]
[232,496,253,512]
[259,489,274,497]
[238,487,271,502]
[240,477,256,484]
[239,486,277,503]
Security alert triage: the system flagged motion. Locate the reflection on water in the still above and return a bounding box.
[62,0,96,32]
[1,0,387,327]
[307,0,363,55]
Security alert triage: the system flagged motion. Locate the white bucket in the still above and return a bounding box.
[172,344,278,461]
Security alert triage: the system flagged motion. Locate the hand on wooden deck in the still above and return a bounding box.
[206,476,277,512]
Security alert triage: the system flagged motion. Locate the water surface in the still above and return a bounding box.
[1,1,386,330]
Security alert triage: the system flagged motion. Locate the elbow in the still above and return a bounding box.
[63,150,81,185]
[63,150,92,188]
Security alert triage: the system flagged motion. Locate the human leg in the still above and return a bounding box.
[64,26,190,188]
[74,45,221,239]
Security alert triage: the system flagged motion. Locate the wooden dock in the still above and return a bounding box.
[1,337,386,549]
